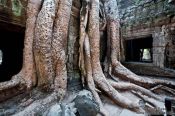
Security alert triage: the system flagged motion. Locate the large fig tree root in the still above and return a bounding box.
[78,0,175,115]
[14,92,58,116]
[0,0,72,105]
[0,0,175,115]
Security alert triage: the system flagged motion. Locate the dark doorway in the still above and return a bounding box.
[100,31,107,63]
[125,37,153,63]
[0,30,24,82]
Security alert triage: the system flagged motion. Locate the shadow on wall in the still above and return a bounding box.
[0,30,24,82]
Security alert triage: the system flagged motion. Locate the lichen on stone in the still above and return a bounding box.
[11,0,23,16]
[0,0,7,6]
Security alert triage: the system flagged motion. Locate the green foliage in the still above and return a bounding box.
[11,0,23,16]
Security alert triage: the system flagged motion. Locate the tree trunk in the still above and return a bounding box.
[22,0,43,89]
[52,0,72,99]
[33,0,56,89]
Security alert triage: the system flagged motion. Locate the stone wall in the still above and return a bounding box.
[119,0,175,33]
[119,0,175,69]
[0,0,26,28]
[152,27,166,68]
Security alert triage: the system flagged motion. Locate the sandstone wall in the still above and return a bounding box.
[119,0,175,69]
[0,0,26,29]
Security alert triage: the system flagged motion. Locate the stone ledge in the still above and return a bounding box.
[122,62,175,77]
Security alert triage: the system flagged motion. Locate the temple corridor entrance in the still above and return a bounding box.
[125,37,153,63]
[0,30,24,82]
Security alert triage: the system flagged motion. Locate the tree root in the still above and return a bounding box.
[84,36,109,116]
[108,79,163,101]
[33,0,56,88]
[86,0,144,114]
[0,76,24,91]
[132,91,162,109]
[52,0,73,100]
[14,0,43,90]
[112,61,175,88]
[1,0,43,92]
[14,92,58,116]
[94,74,143,113]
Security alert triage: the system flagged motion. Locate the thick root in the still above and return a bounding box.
[93,73,143,113]
[132,91,162,109]
[151,85,175,96]
[15,0,42,89]
[112,61,175,88]
[33,0,56,88]
[11,0,43,91]
[87,0,143,113]
[22,0,43,89]
[108,79,163,101]
[84,36,109,116]
[79,0,89,86]
[54,62,67,100]
[0,76,24,91]
[0,76,26,102]
[80,0,108,114]
[52,0,72,99]
[14,92,57,116]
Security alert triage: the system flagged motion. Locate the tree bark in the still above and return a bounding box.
[87,0,142,113]
[84,35,109,116]
[33,0,57,88]
[52,0,72,99]
[22,0,43,89]
[0,0,42,91]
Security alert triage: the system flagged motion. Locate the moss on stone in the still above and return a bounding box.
[11,0,23,16]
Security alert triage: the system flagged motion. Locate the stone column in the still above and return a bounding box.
[152,26,167,68]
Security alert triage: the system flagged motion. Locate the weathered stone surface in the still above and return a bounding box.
[61,104,76,116]
[119,0,175,41]
[120,109,144,116]
[0,109,16,116]
[119,0,175,35]
[74,90,100,116]
[118,0,175,70]
[45,103,76,116]
[46,104,62,116]
[3,109,16,115]
[152,27,166,68]
[123,62,175,77]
